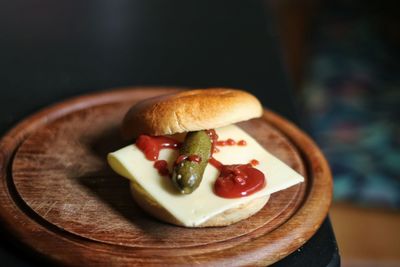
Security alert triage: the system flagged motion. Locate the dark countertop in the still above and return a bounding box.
[0,1,339,266]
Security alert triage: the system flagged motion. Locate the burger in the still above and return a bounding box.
[107,88,304,227]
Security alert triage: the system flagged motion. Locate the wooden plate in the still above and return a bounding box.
[0,87,332,266]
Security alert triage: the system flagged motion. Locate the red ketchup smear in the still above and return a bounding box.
[206,129,265,198]
[136,135,181,177]
[214,163,266,198]
[154,160,170,176]
[136,135,181,161]
[208,157,223,170]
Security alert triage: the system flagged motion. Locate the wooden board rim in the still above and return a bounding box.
[0,87,332,266]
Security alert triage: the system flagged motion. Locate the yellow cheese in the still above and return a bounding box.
[108,125,304,227]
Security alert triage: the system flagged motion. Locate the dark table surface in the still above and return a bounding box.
[0,1,339,266]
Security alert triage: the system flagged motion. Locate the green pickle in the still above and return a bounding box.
[172,130,212,194]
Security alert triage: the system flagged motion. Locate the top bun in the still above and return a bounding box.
[122,88,263,138]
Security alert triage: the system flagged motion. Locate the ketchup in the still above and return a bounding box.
[154,160,170,176]
[217,139,236,146]
[188,154,201,163]
[175,155,187,165]
[214,164,265,198]
[215,138,247,149]
[136,135,181,161]
[206,129,219,154]
[250,159,259,166]
[136,131,266,198]
[208,157,223,170]
[238,140,247,146]
[206,131,266,198]
[136,135,181,177]
[175,154,202,165]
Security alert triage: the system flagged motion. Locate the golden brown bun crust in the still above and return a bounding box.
[122,88,263,138]
[130,182,269,227]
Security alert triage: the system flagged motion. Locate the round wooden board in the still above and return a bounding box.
[0,87,332,266]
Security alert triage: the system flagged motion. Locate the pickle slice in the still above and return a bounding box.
[172,130,212,194]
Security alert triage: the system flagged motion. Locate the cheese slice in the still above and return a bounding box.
[108,124,304,226]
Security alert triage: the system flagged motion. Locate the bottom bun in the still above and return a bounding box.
[130,181,269,227]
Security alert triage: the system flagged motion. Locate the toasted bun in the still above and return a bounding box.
[130,181,269,227]
[122,88,263,138]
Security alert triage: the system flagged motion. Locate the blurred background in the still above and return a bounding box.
[272,0,400,266]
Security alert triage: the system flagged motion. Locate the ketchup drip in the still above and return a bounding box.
[136,135,181,161]
[136,135,181,177]
[154,160,170,176]
[208,157,223,170]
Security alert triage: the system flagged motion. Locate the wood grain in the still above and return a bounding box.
[0,87,332,266]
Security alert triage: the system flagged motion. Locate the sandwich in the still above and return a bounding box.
[107,88,304,227]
